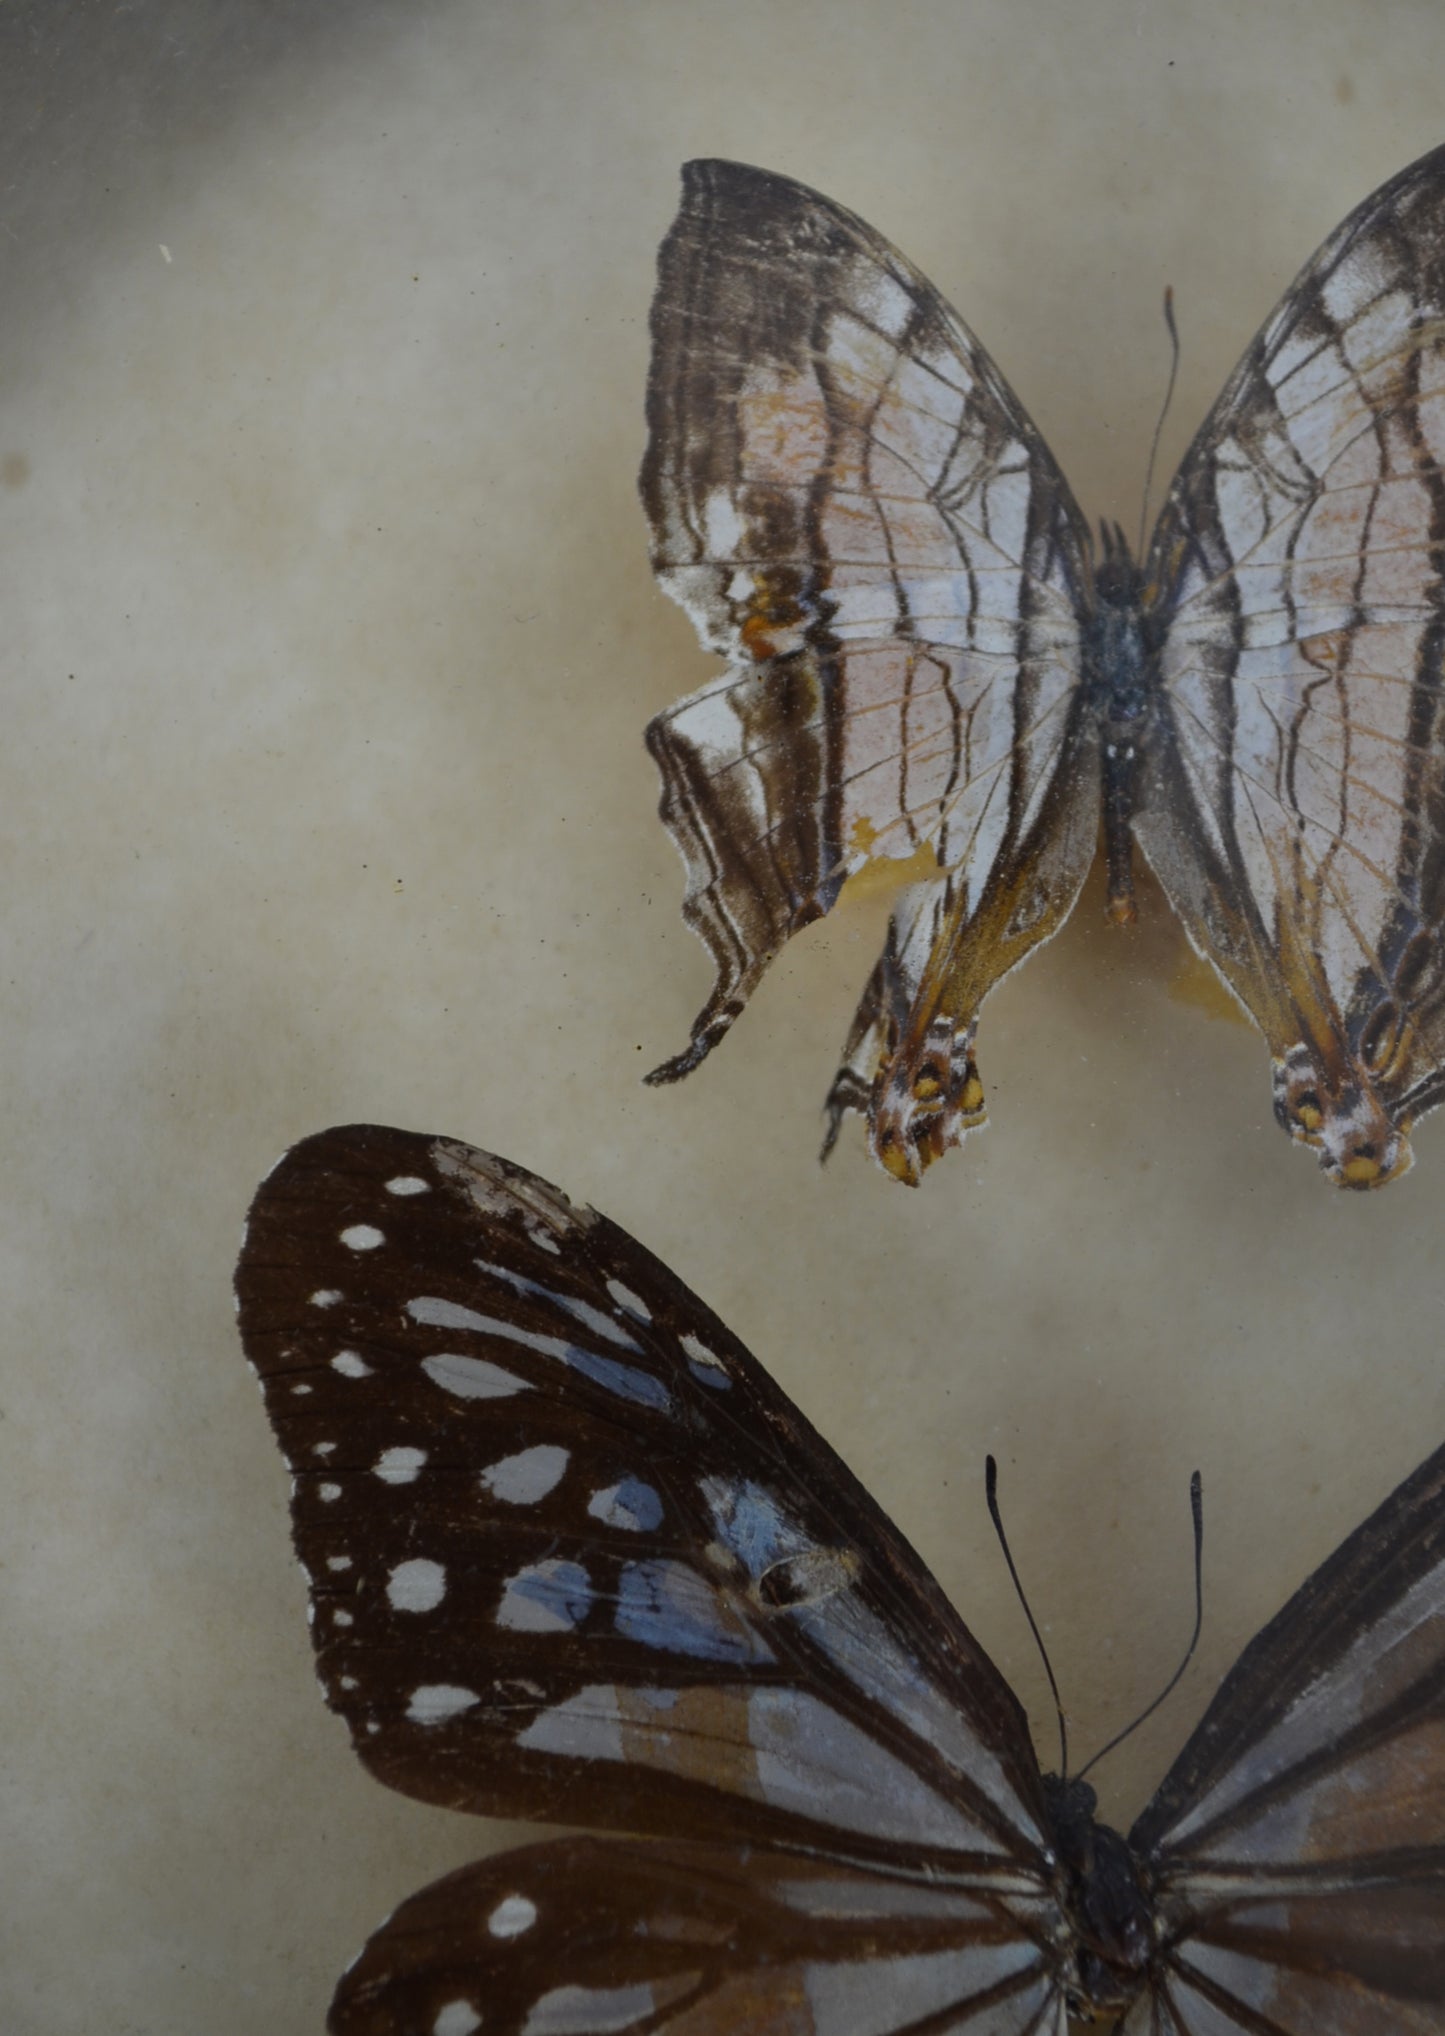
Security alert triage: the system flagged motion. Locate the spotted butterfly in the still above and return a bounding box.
[641,151,1445,1187]
[236,1124,1444,2033]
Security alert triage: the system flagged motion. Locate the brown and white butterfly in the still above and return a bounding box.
[236,1124,1444,2032]
[640,152,1445,1187]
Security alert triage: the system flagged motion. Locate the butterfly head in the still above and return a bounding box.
[868,1017,986,1185]
[1272,1045,1413,1189]
[1090,518,1145,612]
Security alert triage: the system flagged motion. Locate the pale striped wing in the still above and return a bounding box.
[236,1126,1055,1879]
[641,160,1098,1183]
[330,1837,1065,2036]
[1142,143,1445,1188]
[1122,1440,1445,2032]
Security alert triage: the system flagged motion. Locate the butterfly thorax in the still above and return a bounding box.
[1043,1774,1155,2019]
[1084,536,1156,930]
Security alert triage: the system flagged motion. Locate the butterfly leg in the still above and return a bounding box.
[821,878,987,1184]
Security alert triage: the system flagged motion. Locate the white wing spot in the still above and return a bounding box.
[313,1440,336,1456]
[318,1482,341,1502]
[432,2005,481,2036]
[681,1332,728,1379]
[407,1683,480,1725]
[702,489,744,558]
[473,1261,642,1352]
[858,266,914,338]
[410,1297,496,1332]
[421,1351,528,1400]
[326,1555,352,1572]
[517,1683,624,1761]
[526,1983,660,2032]
[410,1297,662,1408]
[387,1557,447,1613]
[338,1674,358,1690]
[330,1350,372,1379]
[340,1224,385,1251]
[385,1174,430,1196]
[488,1893,538,1939]
[290,1383,313,1397]
[498,1558,592,1632]
[480,1443,570,1505]
[332,1608,354,1627]
[374,1445,427,1485]
[588,1477,664,1532]
[526,1221,562,1255]
[309,1288,342,1308]
[605,1278,652,1322]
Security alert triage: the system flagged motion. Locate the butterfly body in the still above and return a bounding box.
[237,1126,1445,2032]
[641,154,1445,1188]
[1041,1777,1156,2019]
[1081,533,1154,924]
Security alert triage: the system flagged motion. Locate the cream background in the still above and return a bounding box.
[4,3,1444,2030]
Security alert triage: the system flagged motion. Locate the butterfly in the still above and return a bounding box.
[236,1122,1445,2032]
[639,151,1445,1188]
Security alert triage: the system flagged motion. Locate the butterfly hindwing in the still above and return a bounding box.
[1140,142,1445,1189]
[329,1835,1064,2036]
[641,159,1101,1182]
[1124,1439,1445,2032]
[235,1124,1051,1873]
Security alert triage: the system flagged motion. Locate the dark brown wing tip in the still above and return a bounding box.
[676,158,840,235]
[680,157,788,192]
[644,1038,714,1086]
[644,990,748,1085]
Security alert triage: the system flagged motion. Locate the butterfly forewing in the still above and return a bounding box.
[641,159,1101,1182]
[1138,143,1445,1189]
[235,1125,1051,1872]
[329,1835,1064,2036]
[1123,1439,1445,2032]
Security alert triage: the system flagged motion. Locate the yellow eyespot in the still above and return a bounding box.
[912,1075,942,1102]
[1341,1153,1383,1186]
[960,1073,985,1113]
[877,1137,920,1186]
[1294,1101,1323,1132]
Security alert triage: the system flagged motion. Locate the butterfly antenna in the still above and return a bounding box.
[1077,1469,1204,1784]
[1136,285,1180,559]
[986,1455,1068,1778]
